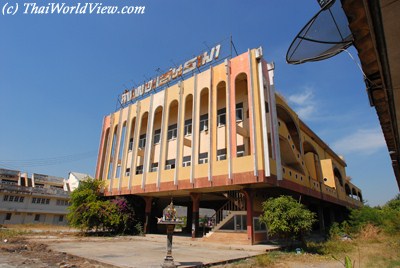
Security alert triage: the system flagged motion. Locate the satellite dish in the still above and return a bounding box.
[286,0,353,64]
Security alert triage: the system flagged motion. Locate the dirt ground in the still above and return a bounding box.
[0,237,118,268]
[1,225,398,268]
[0,225,117,268]
[0,226,335,268]
[0,235,339,268]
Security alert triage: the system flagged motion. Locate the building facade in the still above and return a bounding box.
[95,46,363,244]
[64,172,91,192]
[0,169,70,225]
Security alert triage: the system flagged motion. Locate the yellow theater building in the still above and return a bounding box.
[95,44,362,244]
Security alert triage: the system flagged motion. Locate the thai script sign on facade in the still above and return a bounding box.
[121,44,221,105]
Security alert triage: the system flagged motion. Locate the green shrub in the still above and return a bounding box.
[67,178,139,234]
[348,206,383,232]
[348,194,400,235]
[381,194,400,234]
[260,196,316,243]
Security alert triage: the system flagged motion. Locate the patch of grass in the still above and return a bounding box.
[306,238,354,256]
[387,260,400,268]
[0,228,28,240]
[358,232,400,268]
[4,223,74,231]
[321,239,355,255]
[255,254,275,266]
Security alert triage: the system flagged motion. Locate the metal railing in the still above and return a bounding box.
[210,191,246,231]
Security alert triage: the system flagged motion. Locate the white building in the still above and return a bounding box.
[64,172,91,192]
[0,168,70,225]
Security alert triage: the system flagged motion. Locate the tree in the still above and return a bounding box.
[342,194,400,235]
[260,196,316,243]
[384,194,400,211]
[348,205,383,231]
[67,178,140,234]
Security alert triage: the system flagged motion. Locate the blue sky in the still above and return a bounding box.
[0,0,397,206]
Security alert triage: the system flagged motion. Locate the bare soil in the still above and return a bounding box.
[0,225,118,268]
[1,224,399,268]
[0,237,118,268]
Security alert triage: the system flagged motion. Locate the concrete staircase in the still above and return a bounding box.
[204,191,246,237]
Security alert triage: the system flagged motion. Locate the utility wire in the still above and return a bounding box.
[0,150,97,168]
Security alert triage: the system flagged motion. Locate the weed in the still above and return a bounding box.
[306,238,354,256]
[255,254,275,266]
[0,228,27,240]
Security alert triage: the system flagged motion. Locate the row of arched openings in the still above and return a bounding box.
[276,106,362,203]
[99,73,251,180]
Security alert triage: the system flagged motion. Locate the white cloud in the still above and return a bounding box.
[288,89,313,106]
[287,87,316,120]
[332,128,386,155]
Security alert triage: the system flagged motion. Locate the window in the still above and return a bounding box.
[217,154,226,161]
[116,165,121,178]
[3,195,24,203]
[118,124,127,161]
[198,152,208,164]
[165,159,176,170]
[220,215,247,231]
[5,213,11,221]
[1,179,17,185]
[217,148,227,161]
[153,129,161,144]
[59,215,64,222]
[125,168,131,177]
[151,163,158,172]
[184,119,192,136]
[253,217,267,232]
[167,124,178,140]
[34,214,40,221]
[128,138,134,151]
[265,101,269,113]
[199,114,208,132]
[236,103,243,121]
[33,198,50,205]
[182,156,191,167]
[217,108,226,126]
[199,158,208,164]
[237,145,245,157]
[136,165,143,175]
[138,134,146,149]
[57,200,67,206]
